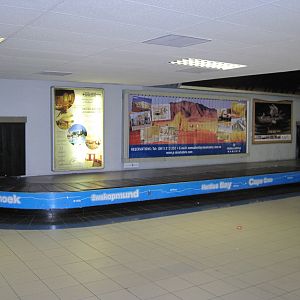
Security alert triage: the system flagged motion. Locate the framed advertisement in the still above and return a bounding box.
[52,87,104,171]
[123,90,248,160]
[253,99,292,144]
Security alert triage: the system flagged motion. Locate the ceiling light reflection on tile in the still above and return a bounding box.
[143,34,211,47]
[0,37,6,44]
[170,58,247,70]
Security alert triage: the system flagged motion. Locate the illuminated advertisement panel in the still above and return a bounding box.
[52,87,104,171]
[253,99,292,144]
[124,91,248,159]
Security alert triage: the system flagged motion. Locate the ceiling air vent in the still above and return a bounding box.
[37,71,73,76]
[143,34,211,47]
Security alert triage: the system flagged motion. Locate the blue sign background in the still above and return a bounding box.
[129,142,246,158]
[0,171,299,210]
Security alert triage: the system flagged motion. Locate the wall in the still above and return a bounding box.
[0,78,299,176]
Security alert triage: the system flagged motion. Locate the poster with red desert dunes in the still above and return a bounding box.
[124,91,248,159]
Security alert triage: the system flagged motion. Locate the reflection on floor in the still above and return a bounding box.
[0,192,300,299]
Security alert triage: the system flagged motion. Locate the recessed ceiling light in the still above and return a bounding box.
[0,37,6,44]
[170,58,247,70]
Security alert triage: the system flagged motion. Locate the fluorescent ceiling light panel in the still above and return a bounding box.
[143,34,211,47]
[170,58,247,70]
[176,68,218,74]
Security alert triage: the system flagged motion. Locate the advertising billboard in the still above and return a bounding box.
[124,91,248,160]
[253,99,292,143]
[52,87,104,171]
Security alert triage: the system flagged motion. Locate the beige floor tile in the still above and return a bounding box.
[70,268,107,284]
[61,261,94,274]
[99,289,140,300]
[19,290,60,300]
[110,252,143,264]
[86,256,119,269]
[129,282,170,299]
[237,268,282,285]
[150,294,181,300]
[243,286,281,300]
[125,260,162,272]
[201,268,228,279]
[179,271,216,285]
[221,276,253,289]
[139,267,175,281]
[25,257,56,269]
[200,279,239,296]
[289,288,300,296]
[174,286,216,300]
[219,260,258,275]
[111,272,150,288]
[163,262,198,275]
[0,285,19,300]
[99,264,135,277]
[2,269,39,285]
[51,253,82,265]
[0,274,9,287]
[219,288,264,300]
[71,248,104,261]
[54,284,95,300]
[0,197,299,300]
[43,247,73,258]
[277,293,300,300]
[84,278,122,296]
[155,276,194,292]
[14,250,45,261]
[0,254,19,266]
[42,274,79,290]
[33,264,67,279]
[0,261,31,273]
[11,280,51,297]
[287,270,300,281]
[269,275,300,292]
[265,262,300,276]
[44,231,74,241]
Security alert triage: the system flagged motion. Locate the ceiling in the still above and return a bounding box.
[182,70,300,95]
[0,0,300,86]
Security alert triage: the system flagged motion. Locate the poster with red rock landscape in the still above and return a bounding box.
[125,91,248,159]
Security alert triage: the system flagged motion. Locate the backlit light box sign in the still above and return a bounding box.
[52,87,104,171]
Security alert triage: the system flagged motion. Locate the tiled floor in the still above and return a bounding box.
[1,195,300,299]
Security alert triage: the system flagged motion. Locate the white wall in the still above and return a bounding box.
[0,78,299,176]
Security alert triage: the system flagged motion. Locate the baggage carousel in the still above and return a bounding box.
[1,160,300,210]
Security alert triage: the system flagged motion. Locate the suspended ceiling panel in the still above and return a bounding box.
[0,0,299,85]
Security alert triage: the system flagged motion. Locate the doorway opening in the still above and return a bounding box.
[297,122,300,160]
[0,117,26,176]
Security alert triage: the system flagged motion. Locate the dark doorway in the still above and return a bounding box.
[297,122,300,160]
[0,122,25,176]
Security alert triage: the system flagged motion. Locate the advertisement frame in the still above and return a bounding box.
[51,86,105,172]
[123,90,249,162]
[252,99,292,144]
